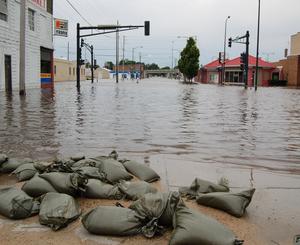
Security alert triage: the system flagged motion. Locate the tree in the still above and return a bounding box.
[119,59,136,65]
[145,63,160,70]
[104,61,114,70]
[161,66,170,70]
[178,37,200,82]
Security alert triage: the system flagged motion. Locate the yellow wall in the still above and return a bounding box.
[54,58,86,82]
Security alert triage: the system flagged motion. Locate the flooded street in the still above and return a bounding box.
[1,78,300,244]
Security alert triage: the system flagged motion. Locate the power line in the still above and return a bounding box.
[65,0,92,26]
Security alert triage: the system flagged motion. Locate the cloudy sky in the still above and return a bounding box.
[53,0,300,67]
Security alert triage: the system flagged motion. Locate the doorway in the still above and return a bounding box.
[4,55,12,93]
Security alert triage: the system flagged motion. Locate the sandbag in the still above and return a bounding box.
[170,206,243,245]
[12,163,37,182]
[0,154,8,165]
[196,189,256,218]
[118,180,157,201]
[0,187,39,219]
[84,179,124,200]
[121,160,160,183]
[70,155,85,162]
[294,235,300,245]
[75,166,106,181]
[97,159,132,184]
[39,193,81,231]
[22,175,58,197]
[33,161,53,173]
[179,177,229,198]
[39,172,87,196]
[82,206,142,236]
[0,158,33,173]
[130,192,184,229]
[71,158,98,169]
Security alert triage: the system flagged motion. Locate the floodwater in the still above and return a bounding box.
[0,78,300,243]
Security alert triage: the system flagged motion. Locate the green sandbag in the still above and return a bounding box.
[118,180,158,201]
[130,192,184,228]
[97,159,133,184]
[75,166,106,181]
[22,175,58,197]
[71,158,98,169]
[0,187,39,219]
[196,189,256,218]
[39,172,87,196]
[179,178,229,199]
[0,158,33,173]
[70,155,85,162]
[121,160,160,183]
[39,192,81,231]
[82,206,142,236]
[33,161,53,173]
[0,154,8,165]
[84,179,124,200]
[170,206,243,245]
[12,163,37,182]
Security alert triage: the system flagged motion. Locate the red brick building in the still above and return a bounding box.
[196,55,277,87]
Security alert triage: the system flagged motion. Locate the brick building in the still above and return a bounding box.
[196,55,277,87]
[273,33,300,87]
[0,0,53,91]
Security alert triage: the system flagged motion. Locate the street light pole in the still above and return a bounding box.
[223,16,230,85]
[255,0,261,91]
[171,41,174,69]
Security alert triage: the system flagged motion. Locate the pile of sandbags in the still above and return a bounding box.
[179,177,255,218]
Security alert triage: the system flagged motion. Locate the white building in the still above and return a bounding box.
[0,0,54,92]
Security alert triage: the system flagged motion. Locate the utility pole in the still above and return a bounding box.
[76,23,80,90]
[171,41,174,69]
[223,16,231,85]
[245,31,250,89]
[19,0,26,95]
[67,42,70,61]
[91,45,94,83]
[139,52,142,79]
[255,0,261,91]
[122,36,125,78]
[116,21,119,83]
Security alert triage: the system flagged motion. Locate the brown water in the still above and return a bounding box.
[1,78,300,243]
[1,78,299,169]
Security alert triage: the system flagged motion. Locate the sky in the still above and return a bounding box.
[53,0,300,68]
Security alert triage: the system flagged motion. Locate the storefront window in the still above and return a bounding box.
[0,0,7,22]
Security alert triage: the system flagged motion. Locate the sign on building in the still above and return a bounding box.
[54,18,68,37]
[31,0,46,10]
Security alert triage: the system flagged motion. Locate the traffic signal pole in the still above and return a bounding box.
[245,31,250,89]
[76,21,150,89]
[91,45,94,83]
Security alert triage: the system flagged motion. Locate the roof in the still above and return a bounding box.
[203,55,275,69]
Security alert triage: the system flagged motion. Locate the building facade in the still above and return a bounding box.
[272,33,300,87]
[196,55,277,87]
[54,58,86,82]
[0,0,53,91]
[112,64,144,79]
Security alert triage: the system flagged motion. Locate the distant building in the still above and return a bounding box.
[112,64,144,79]
[0,0,54,91]
[196,55,277,87]
[85,67,111,80]
[54,58,85,82]
[272,33,300,87]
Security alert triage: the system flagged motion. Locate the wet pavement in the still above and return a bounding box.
[0,78,300,244]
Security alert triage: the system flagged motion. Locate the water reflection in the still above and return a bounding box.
[0,79,299,173]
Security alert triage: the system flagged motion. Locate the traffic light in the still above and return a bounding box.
[81,38,84,48]
[228,38,232,48]
[144,21,150,36]
[80,59,85,65]
[240,52,246,71]
[218,52,222,64]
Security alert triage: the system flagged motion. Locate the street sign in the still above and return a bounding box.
[54,18,68,37]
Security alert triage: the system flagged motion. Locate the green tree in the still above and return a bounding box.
[145,63,160,70]
[119,59,136,65]
[161,66,170,70]
[178,37,200,82]
[104,61,114,70]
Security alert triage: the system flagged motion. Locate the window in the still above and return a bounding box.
[69,67,71,75]
[28,8,35,31]
[0,0,7,22]
[54,65,56,75]
[73,67,75,75]
[47,0,53,14]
